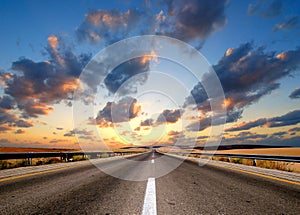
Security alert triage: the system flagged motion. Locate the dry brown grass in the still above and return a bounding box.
[255,160,295,172]
[207,156,299,172]
[203,147,300,156]
[0,157,64,170]
[203,148,300,173]
[0,147,78,153]
[0,147,81,170]
[176,147,300,173]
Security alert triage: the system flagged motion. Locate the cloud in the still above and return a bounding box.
[226,109,300,131]
[186,109,242,132]
[0,108,17,124]
[0,98,33,131]
[225,118,267,132]
[140,118,154,126]
[165,130,185,145]
[49,139,68,144]
[248,0,283,18]
[78,135,95,141]
[221,133,300,147]
[0,96,15,109]
[76,1,228,46]
[95,96,141,127]
[0,138,11,145]
[222,131,269,144]
[288,127,300,133]
[0,125,12,133]
[237,131,268,139]
[267,110,300,127]
[134,126,141,131]
[64,128,93,137]
[17,100,54,117]
[156,109,181,124]
[104,57,150,95]
[1,36,91,118]
[76,9,155,44]
[15,129,26,134]
[48,35,59,49]
[288,127,300,135]
[12,119,33,128]
[213,43,300,110]
[185,43,300,129]
[270,131,287,137]
[167,130,181,137]
[197,135,209,140]
[184,82,208,106]
[47,35,64,66]
[0,72,13,88]
[0,108,18,124]
[273,15,299,31]
[186,117,208,131]
[164,0,228,42]
[289,88,300,99]
[35,120,47,125]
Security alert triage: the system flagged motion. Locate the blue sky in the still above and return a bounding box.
[0,0,300,150]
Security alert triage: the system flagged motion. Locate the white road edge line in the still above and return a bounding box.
[142,177,157,215]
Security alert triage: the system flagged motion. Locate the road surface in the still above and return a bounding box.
[0,151,299,214]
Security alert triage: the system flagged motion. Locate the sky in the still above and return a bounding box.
[0,0,300,151]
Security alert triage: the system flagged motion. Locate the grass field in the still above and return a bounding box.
[202,147,300,156]
[0,147,80,170]
[193,148,300,173]
[0,147,78,153]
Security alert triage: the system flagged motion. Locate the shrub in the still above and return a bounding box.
[73,155,88,161]
[256,160,292,172]
[45,158,61,164]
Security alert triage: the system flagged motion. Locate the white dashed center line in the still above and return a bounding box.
[151,159,154,164]
[142,177,157,215]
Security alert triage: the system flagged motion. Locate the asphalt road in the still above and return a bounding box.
[0,151,299,214]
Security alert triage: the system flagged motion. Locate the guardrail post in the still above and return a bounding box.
[27,152,32,165]
[27,157,32,165]
[60,152,65,161]
[253,159,257,166]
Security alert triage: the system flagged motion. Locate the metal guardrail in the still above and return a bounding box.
[0,151,140,165]
[169,152,300,166]
[2,151,299,167]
